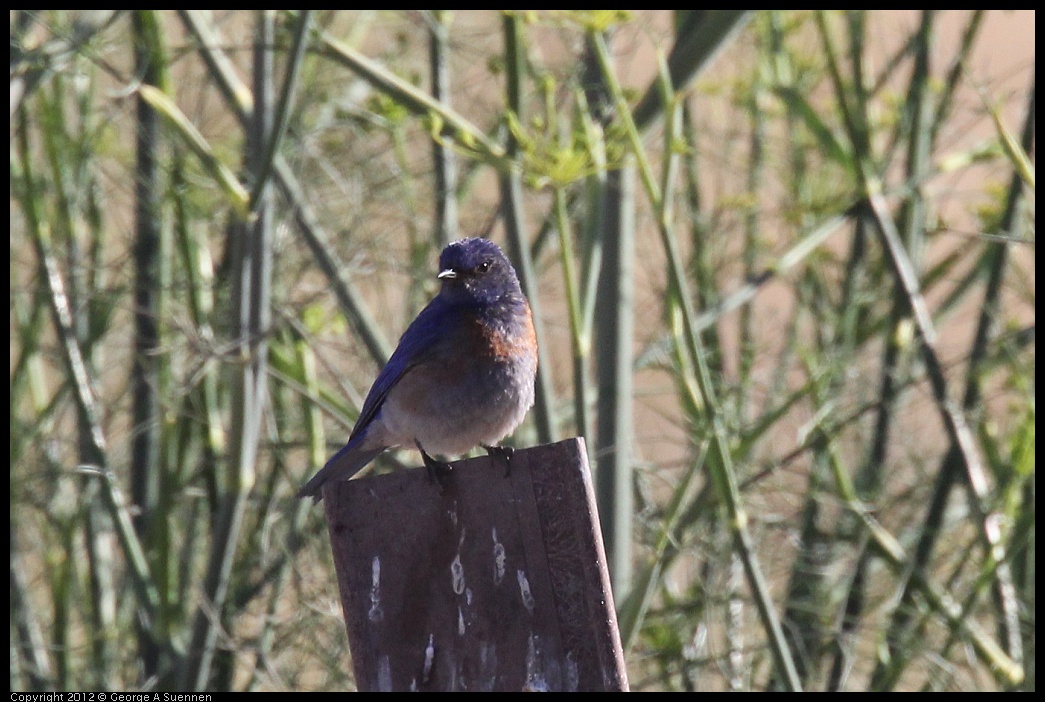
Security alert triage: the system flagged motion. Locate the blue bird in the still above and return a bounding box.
[298,237,538,501]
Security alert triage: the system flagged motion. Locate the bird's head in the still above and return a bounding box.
[436,238,523,306]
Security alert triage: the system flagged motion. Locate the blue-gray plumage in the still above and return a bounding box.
[298,238,538,501]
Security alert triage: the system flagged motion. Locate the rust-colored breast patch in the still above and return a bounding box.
[470,302,536,360]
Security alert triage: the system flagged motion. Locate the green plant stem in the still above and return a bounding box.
[553,186,591,441]
[130,9,169,682]
[501,13,557,445]
[429,10,458,248]
[590,30,802,691]
[178,10,393,365]
[180,12,275,690]
[248,10,312,209]
[316,25,505,165]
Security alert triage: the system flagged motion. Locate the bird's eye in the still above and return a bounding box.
[477,259,492,274]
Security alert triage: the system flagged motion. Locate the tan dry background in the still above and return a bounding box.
[10,10,1035,692]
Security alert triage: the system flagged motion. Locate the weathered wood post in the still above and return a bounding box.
[321,437,628,691]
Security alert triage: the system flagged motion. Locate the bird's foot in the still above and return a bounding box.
[483,444,514,477]
[417,442,453,490]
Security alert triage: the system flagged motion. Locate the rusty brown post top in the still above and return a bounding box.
[320,437,629,692]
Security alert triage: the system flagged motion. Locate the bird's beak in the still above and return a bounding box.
[437,268,457,280]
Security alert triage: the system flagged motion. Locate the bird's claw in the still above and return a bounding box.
[418,442,453,490]
[483,444,514,477]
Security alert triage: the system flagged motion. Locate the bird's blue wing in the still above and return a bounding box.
[348,297,455,442]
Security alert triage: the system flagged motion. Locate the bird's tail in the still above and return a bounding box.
[297,441,386,502]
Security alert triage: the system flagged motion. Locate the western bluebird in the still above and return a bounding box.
[298,237,538,501]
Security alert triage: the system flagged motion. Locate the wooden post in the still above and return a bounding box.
[321,437,629,692]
